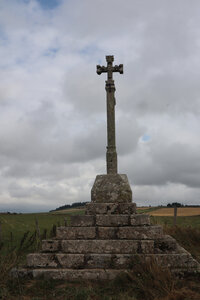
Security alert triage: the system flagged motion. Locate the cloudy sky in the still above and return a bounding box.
[0,0,200,212]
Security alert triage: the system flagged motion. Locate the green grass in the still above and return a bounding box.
[137,207,161,214]
[151,215,200,228]
[0,210,85,250]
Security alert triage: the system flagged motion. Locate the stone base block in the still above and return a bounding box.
[27,253,85,269]
[96,215,130,226]
[70,215,95,227]
[130,214,150,226]
[33,269,122,280]
[154,236,177,253]
[69,214,150,227]
[56,225,162,240]
[27,253,200,271]
[91,174,132,203]
[56,227,96,239]
[85,202,136,215]
[97,226,162,240]
[42,239,154,254]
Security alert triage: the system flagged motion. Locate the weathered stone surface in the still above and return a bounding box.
[26,253,133,269]
[11,268,33,279]
[130,214,150,226]
[91,174,132,203]
[14,251,200,278]
[56,227,96,239]
[96,215,129,226]
[85,203,136,215]
[30,251,189,270]
[84,252,197,269]
[85,254,114,269]
[56,254,84,268]
[118,226,162,239]
[27,253,58,268]
[140,240,154,253]
[97,226,162,240]
[61,240,148,254]
[143,254,200,271]
[97,227,117,239]
[84,254,143,269]
[32,269,122,280]
[154,235,177,253]
[42,240,60,252]
[26,253,200,270]
[70,215,95,227]
[27,253,85,269]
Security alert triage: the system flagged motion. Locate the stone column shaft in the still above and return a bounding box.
[106,80,117,174]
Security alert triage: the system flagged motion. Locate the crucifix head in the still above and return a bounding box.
[97,55,123,81]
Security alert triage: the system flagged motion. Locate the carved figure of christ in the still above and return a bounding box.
[96,56,123,174]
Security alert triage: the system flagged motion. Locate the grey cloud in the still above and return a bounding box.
[122,139,200,190]
[133,183,200,206]
[123,67,200,116]
[1,0,200,211]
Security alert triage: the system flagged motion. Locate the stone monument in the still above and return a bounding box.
[14,56,200,280]
[92,55,132,206]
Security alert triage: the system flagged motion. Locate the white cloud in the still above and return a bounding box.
[0,0,200,212]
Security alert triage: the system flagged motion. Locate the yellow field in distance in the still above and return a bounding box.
[149,207,200,217]
[51,208,85,214]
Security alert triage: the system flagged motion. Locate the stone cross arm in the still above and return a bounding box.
[96,64,123,75]
[96,56,123,80]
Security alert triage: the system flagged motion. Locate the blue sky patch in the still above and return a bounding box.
[80,45,99,57]
[141,134,151,142]
[36,0,61,10]
[43,47,59,57]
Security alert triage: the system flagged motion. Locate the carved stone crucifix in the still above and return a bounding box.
[97,55,123,174]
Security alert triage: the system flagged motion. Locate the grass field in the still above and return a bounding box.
[0,208,200,299]
[0,210,85,251]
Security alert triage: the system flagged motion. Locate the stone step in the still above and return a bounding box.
[56,225,163,240]
[56,226,96,239]
[42,239,154,254]
[154,235,177,253]
[13,268,122,280]
[70,215,95,227]
[27,253,199,270]
[85,202,136,215]
[70,214,150,227]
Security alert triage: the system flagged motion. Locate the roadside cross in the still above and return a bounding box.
[96,56,123,174]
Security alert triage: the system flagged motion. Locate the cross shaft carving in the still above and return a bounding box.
[96,56,123,174]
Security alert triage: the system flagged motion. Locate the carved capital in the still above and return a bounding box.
[106,55,114,63]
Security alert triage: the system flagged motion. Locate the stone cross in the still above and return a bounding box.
[97,55,123,174]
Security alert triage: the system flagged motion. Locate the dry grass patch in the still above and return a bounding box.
[164,225,200,262]
[150,207,200,217]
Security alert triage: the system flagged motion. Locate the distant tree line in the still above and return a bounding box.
[167,202,200,207]
[50,202,88,212]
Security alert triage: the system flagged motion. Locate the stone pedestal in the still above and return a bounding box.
[13,198,200,280]
[91,174,132,203]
